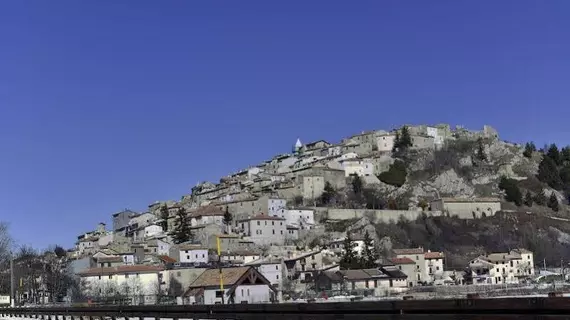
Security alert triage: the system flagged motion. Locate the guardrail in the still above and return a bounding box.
[1,297,570,320]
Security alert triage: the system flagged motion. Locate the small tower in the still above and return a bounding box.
[294,138,303,153]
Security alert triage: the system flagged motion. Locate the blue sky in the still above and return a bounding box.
[1,1,569,249]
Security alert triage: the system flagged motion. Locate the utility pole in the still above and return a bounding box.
[217,236,225,304]
[10,252,15,307]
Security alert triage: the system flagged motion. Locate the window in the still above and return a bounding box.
[276,265,279,270]
[125,274,129,279]
[276,274,279,279]
[272,230,275,234]
[98,276,101,280]
[281,230,283,235]
[195,254,198,258]
[272,221,274,226]
[257,221,260,226]
[186,255,190,260]
[202,254,205,258]
[247,289,250,296]
[109,275,112,279]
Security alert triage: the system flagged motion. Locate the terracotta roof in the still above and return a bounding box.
[157,255,177,263]
[393,248,424,255]
[390,257,416,265]
[425,252,445,259]
[189,267,251,288]
[78,265,163,276]
[190,206,225,218]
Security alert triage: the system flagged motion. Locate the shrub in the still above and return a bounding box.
[378,160,407,187]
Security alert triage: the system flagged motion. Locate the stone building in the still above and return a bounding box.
[237,214,287,245]
[430,197,502,219]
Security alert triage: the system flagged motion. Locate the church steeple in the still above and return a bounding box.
[294,138,303,153]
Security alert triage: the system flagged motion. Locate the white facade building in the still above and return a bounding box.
[284,209,315,228]
[144,225,163,238]
[376,134,396,152]
[268,198,287,217]
[341,159,374,177]
[469,249,534,285]
[78,265,164,304]
[184,267,276,304]
[179,245,209,264]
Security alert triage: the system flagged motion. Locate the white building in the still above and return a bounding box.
[220,250,261,265]
[284,209,315,228]
[341,158,374,177]
[268,198,287,217]
[178,244,209,264]
[424,251,445,284]
[469,249,534,285]
[376,134,396,152]
[78,265,164,304]
[144,224,163,238]
[246,257,284,290]
[183,267,277,304]
[238,214,287,245]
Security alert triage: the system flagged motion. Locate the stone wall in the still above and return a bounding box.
[315,208,443,223]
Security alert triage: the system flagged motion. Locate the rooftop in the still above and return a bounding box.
[393,248,424,255]
[78,265,163,276]
[389,257,416,265]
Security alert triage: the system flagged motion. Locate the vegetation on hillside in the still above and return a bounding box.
[374,212,570,268]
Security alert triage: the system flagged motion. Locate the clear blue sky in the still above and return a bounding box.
[1,1,569,249]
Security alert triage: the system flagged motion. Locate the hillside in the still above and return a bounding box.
[158,124,570,263]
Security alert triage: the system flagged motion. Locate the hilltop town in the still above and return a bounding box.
[4,123,570,305]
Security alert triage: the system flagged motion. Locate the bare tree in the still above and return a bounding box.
[0,222,13,295]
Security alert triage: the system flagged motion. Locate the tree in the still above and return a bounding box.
[562,146,570,165]
[547,144,561,166]
[392,126,412,152]
[418,199,429,211]
[223,207,233,228]
[339,233,358,270]
[524,191,533,207]
[320,181,336,205]
[548,193,560,212]
[378,160,407,187]
[534,190,547,206]
[399,126,412,150]
[523,142,536,158]
[170,208,193,244]
[351,175,363,195]
[499,176,522,206]
[361,231,378,268]
[159,205,169,232]
[538,156,563,190]
[476,138,487,162]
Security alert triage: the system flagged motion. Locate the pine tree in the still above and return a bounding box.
[523,142,536,158]
[320,181,336,205]
[499,176,523,206]
[524,191,533,207]
[352,175,363,195]
[171,208,193,244]
[534,190,547,206]
[562,147,570,165]
[159,205,169,232]
[538,156,563,190]
[340,233,358,270]
[392,132,401,152]
[548,193,560,212]
[361,231,378,268]
[547,144,561,166]
[476,138,487,162]
[223,207,233,231]
[399,126,412,149]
